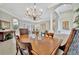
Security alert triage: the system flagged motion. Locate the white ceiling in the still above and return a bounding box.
[0,3,73,22]
[56,4,73,13]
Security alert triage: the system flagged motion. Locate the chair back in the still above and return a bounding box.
[16,36,27,55]
[44,33,54,39]
[64,28,76,54]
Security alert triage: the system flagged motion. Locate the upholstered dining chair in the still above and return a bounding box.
[63,28,76,55]
[56,28,76,55]
[44,32,54,40]
[16,35,29,55]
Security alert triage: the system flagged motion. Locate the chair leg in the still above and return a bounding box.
[16,47,19,55]
[19,48,24,55]
[27,43,33,55]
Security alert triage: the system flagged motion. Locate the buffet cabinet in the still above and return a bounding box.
[20,28,29,35]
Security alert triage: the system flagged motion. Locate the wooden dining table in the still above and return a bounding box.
[20,37,61,55]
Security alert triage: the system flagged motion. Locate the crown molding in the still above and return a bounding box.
[0,8,20,20]
[0,7,50,23]
[0,4,63,23]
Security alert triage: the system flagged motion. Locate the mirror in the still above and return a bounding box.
[12,19,19,30]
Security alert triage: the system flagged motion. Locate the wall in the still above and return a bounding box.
[19,20,35,31]
[56,10,74,34]
[0,10,17,30]
[0,4,78,35]
[0,10,20,36]
[34,20,50,33]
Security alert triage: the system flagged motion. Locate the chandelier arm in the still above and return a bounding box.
[25,3,43,20]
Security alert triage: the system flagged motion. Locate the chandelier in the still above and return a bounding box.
[25,3,43,20]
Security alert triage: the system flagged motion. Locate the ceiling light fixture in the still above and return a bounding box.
[25,3,43,20]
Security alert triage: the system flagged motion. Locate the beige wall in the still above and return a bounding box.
[59,11,73,34]
[35,20,50,32]
[0,10,17,30]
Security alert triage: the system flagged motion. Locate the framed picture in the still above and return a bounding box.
[0,20,10,29]
[62,20,69,30]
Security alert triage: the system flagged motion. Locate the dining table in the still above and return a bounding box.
[20,37,62,55]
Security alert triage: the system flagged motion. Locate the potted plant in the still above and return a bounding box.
[74,8,79,28]
[5,33,13,40]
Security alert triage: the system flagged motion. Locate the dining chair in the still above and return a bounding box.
[63,28,76,54]
[56,28,76,55]
[44,32,54,40]
[16,35,29,55]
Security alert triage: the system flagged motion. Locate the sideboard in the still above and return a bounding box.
[0,30,15,42]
